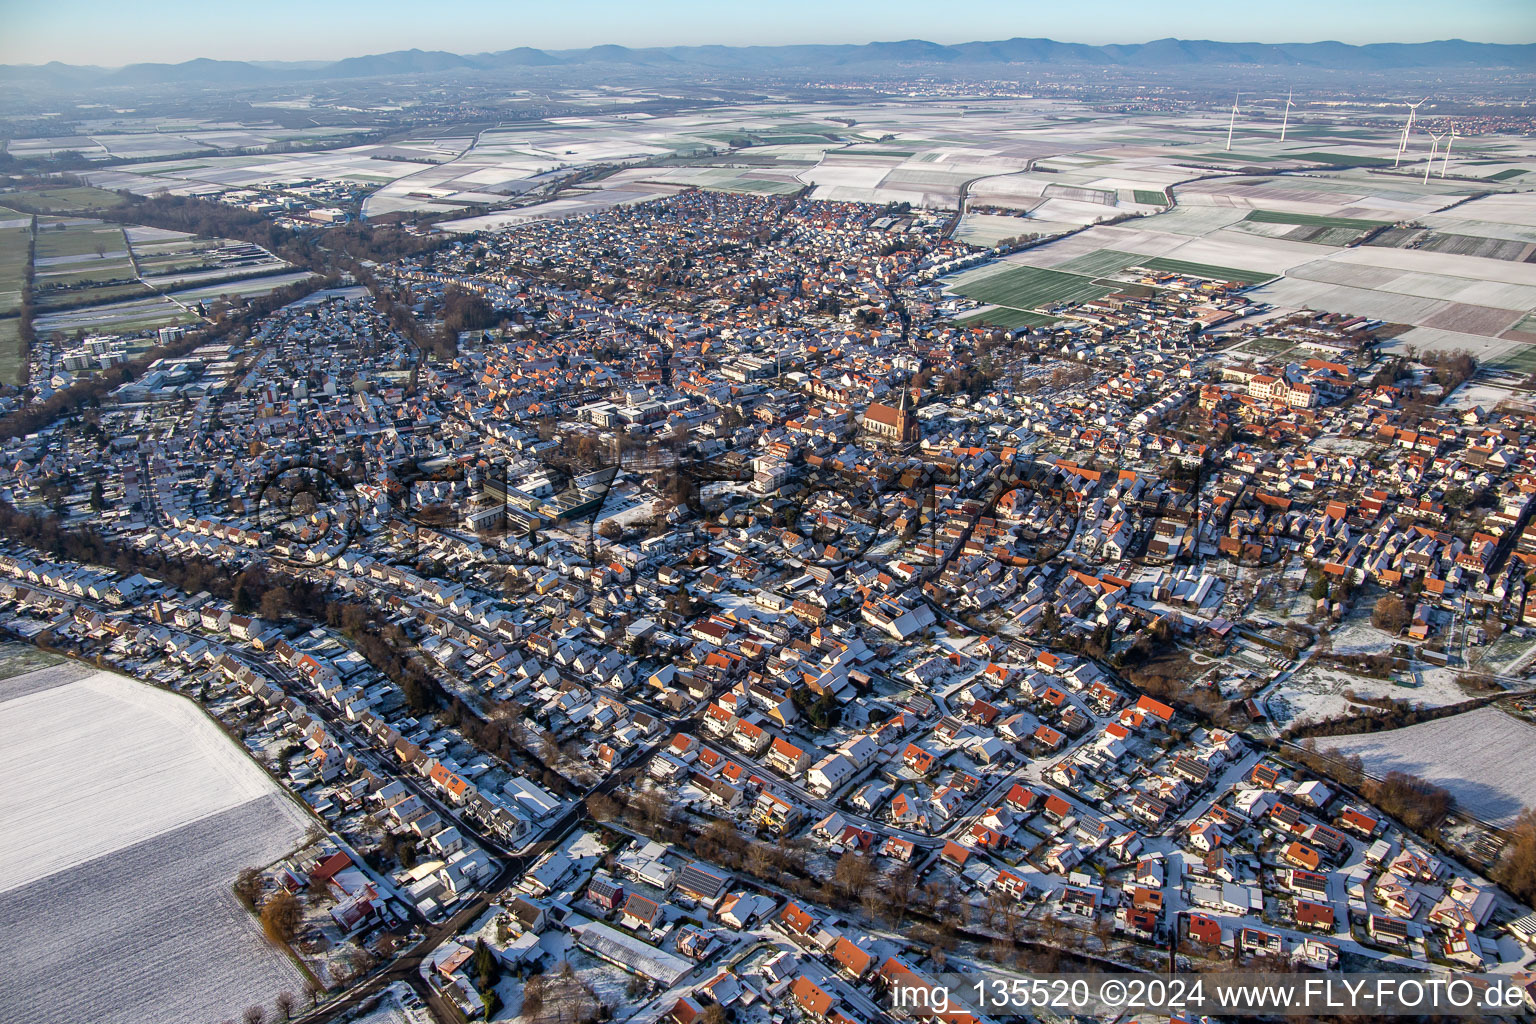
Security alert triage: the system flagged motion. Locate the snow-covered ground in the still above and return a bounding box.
[1316,706,1536,826]
[1268,662,1473,728]
[0,667,314,1024]
[0,669,304,893]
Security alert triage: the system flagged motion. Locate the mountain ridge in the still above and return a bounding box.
[2,36,1530,88]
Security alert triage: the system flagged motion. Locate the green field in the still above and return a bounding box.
[1488,344,1536,375]
[956,306,1062,329]
[1201,152,1280,163]
[1236,336,1297,356]
[0,641,65,680]
[0,316,21,385]
[36,282,150,311]
[1288,152,1395,168]
[755,134,838,145]
[1055,248,1149,278]
[953,264,1111,311]
[0,224,30,316]
[701,179,803,195]
[1142,257,1274,285]
[1487,169,1529,182]
[1244,210,1390,230]
[33,261,136,287]
[1133,189,1169,206]
[34,221,127,260]
[0,186,126,215]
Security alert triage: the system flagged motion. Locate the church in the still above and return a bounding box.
[860,391,919,445]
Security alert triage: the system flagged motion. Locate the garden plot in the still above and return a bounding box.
[1316,707,1536,827]
[1269,661,1473,732]
[0,669,311,1024]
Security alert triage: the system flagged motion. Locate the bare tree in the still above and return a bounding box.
[274,992,295,1023]
[243,1007,266,1024]
[523,973,545,1017]
[234,867,263,909]
[260,891,302,946]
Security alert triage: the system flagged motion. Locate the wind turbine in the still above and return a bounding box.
[1279,90,1294,142]
[1225,93,1242,152]
[1423,131,1445,185]
[1395,97,1426,168]
[1440,125,1457,177]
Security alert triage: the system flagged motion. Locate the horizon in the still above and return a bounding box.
[4,34,1530,72]
[5,0,1532,68]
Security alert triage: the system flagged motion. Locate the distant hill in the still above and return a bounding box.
[2,37,1531,89]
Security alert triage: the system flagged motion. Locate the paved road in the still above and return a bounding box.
[298,741,659,1023]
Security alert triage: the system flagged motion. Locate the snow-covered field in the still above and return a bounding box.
[1315,706,1536,826]
[0,669,301,892]
[0,668,313,1024]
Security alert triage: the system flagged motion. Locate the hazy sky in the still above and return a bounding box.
[4,0,1532,66]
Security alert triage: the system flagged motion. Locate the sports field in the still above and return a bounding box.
[952,264,1111,312]
[1244,210,1390,230]
[1141,256,1274,284]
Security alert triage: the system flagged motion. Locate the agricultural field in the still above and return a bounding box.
[0,220,30,316]
[947,263,1110,314]
[31,219,139,312]
[1244,210,1391,230]
[26,220,302,338]
[0,186,127,215]
[955,306,1061,329]
[0,640,67,681]
[32,293,200,336]
[0,668,312,1024]
[953,213,1034,247]
[1414,233,1534,262]
[1315,706,1536,827]
[1141,256,1274,284]
[1485,344,1536,375]
[33,219,128,261]
[0,317,23,386]
[1055,247,1148,277]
